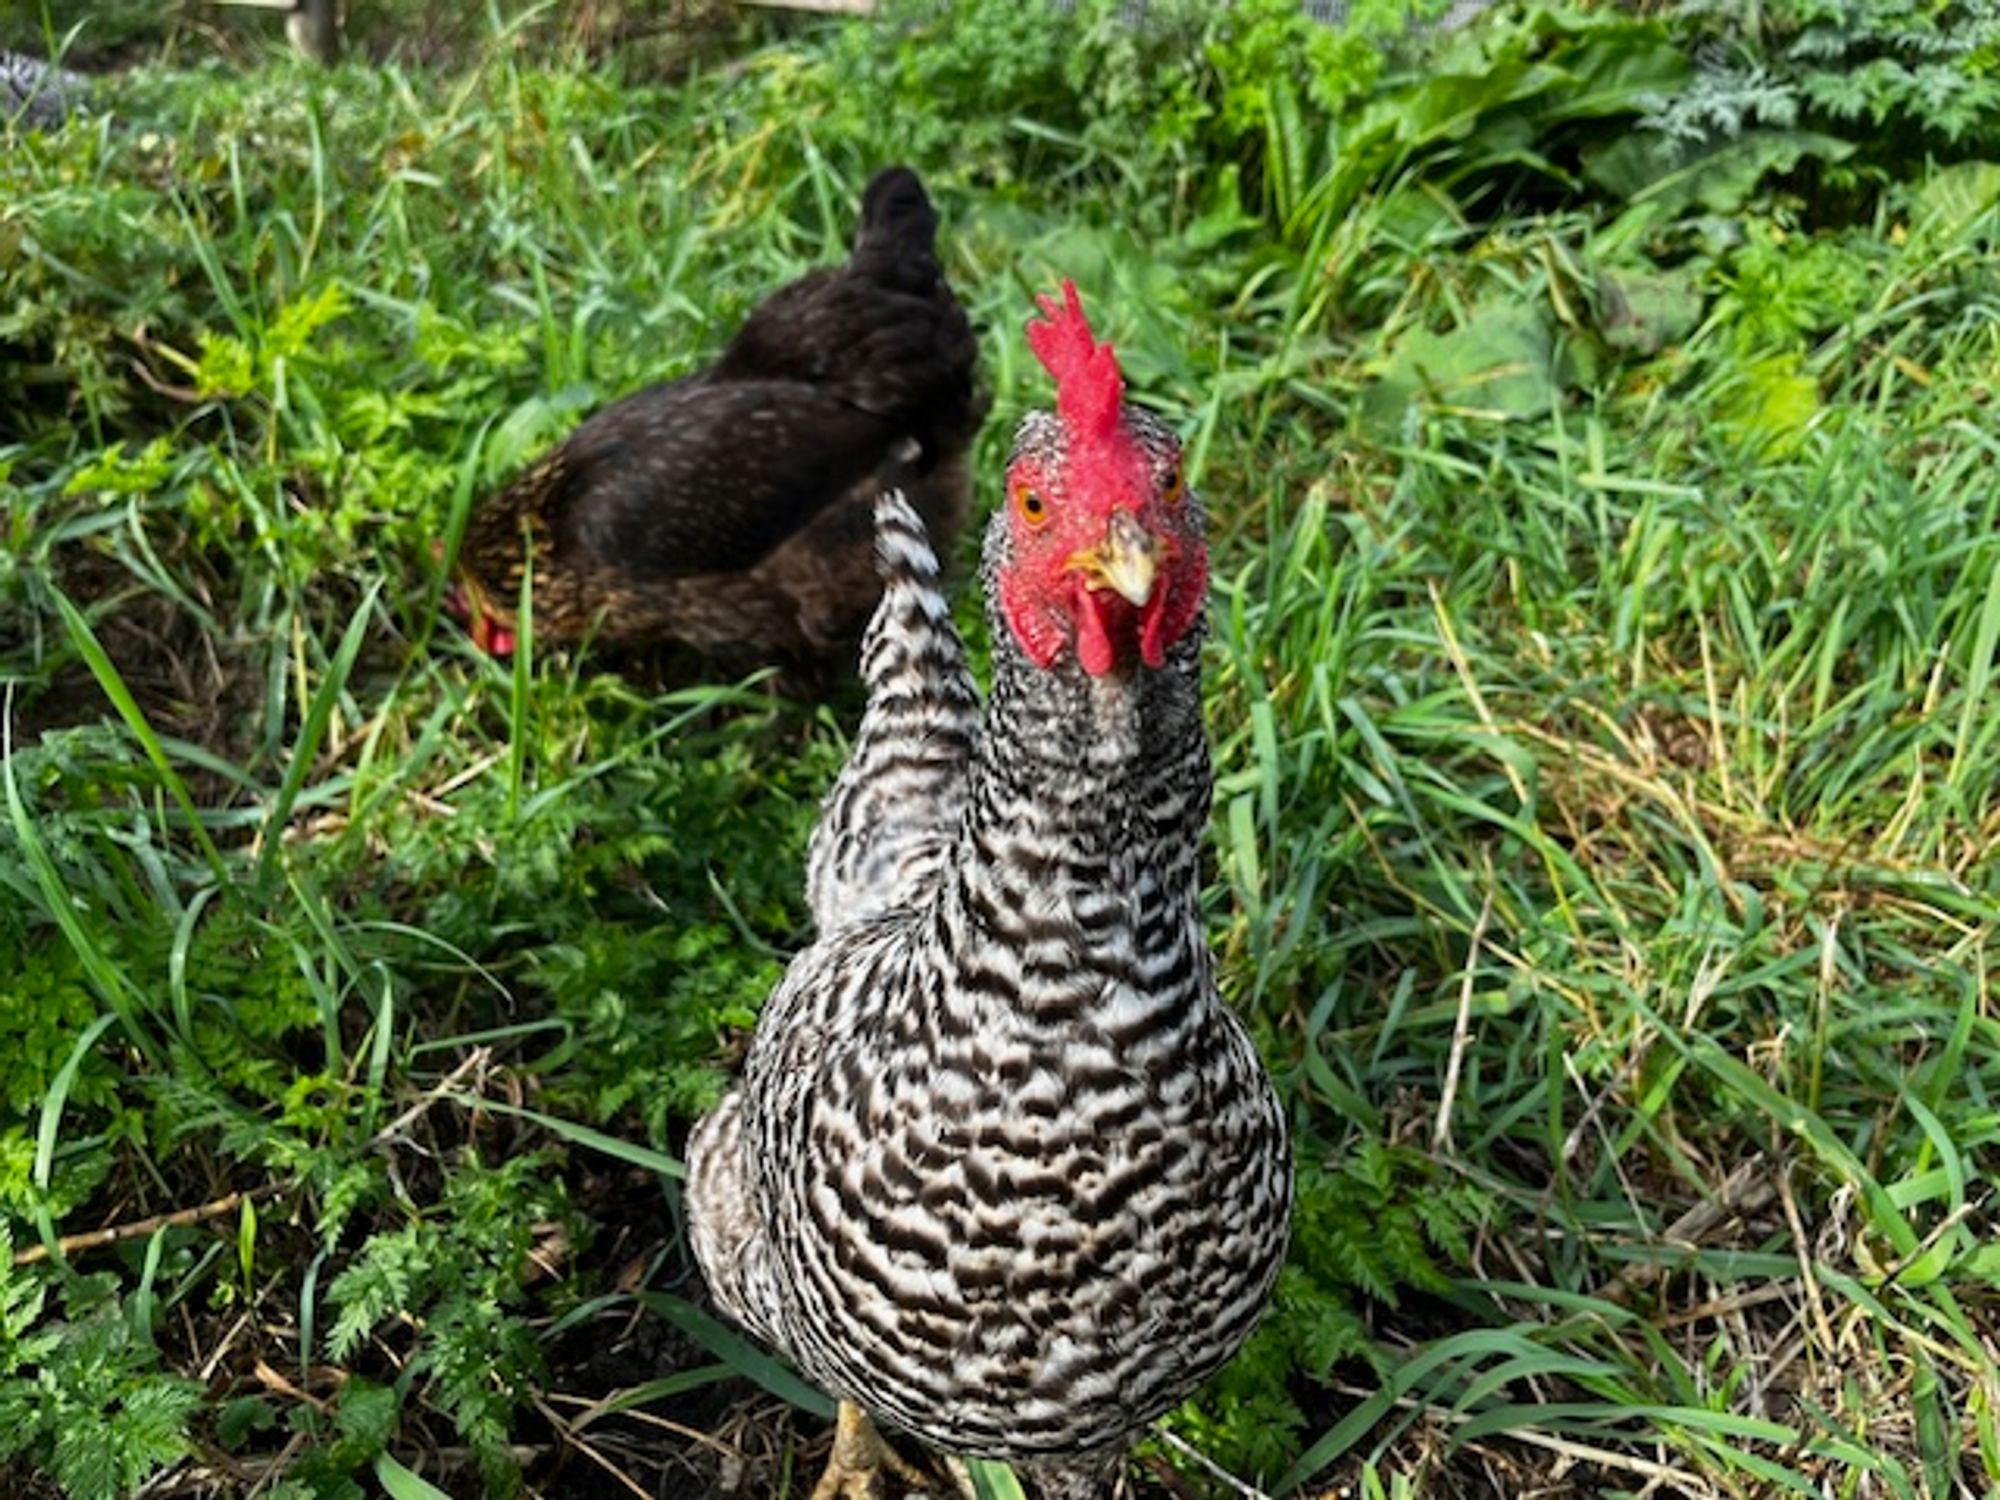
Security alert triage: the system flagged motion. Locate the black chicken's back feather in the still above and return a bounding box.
[551,380,918,577]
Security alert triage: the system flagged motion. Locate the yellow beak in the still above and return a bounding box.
[1068,510,1162,608]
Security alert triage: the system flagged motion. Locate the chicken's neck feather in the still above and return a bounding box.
[934,627,1212,1024]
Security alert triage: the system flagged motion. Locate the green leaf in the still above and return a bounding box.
[338,1378,400,1451]
[215,1395,279,1450]
[375,1452,454,1500]
[966,1456,1030,1500]
[1914,160,2000,244]
[1594,268,1704,357]
[1365,302,1563,431]
[1724,353,1822,459]
[1584,129,1855,215]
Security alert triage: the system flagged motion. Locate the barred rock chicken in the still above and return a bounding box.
[2,51,86,130]
[444,167,983,680]
[686,283,1291,1499]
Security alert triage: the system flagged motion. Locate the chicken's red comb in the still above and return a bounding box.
[1027,280,1124,443]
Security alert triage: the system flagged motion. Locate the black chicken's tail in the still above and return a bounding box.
[849,166,942,294]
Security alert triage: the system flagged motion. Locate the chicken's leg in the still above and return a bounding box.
[810,1401,929,1500]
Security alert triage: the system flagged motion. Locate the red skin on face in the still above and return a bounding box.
[1000,282,1207,677]
[434,540,518,657]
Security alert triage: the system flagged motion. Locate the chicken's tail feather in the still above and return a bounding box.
[871,487,945,593]
[850,165,942,293]
[857,486,966,728]
[802,487,979,932]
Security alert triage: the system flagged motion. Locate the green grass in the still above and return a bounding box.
[4,1,2000,1496]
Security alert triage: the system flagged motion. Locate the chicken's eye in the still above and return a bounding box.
[1014,484,1048,526]
[1161,462,1186,506]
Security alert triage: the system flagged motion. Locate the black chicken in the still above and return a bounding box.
[444,167,985,680]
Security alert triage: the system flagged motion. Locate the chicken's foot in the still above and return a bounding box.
[810,1401,929,1500]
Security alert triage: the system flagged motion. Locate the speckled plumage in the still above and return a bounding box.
[687,382,1291,1491]
[2,51,86,131]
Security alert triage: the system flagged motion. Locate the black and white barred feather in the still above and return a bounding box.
[2,51,86,131]
[804,490,981,929]
[687,467,1290,1491]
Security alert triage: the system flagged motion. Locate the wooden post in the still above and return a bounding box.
[287,0,341,64]
[206,0,344,63]
[736,0,875,13]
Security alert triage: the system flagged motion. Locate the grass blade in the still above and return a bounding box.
[640,1294,835,1419]
[448,1096,684,1179]
[256,580,381,892]
[375,1453,452,1500]
[50,587,232,888]
[4,694,159,1064]
[965,1457,1029,1500]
